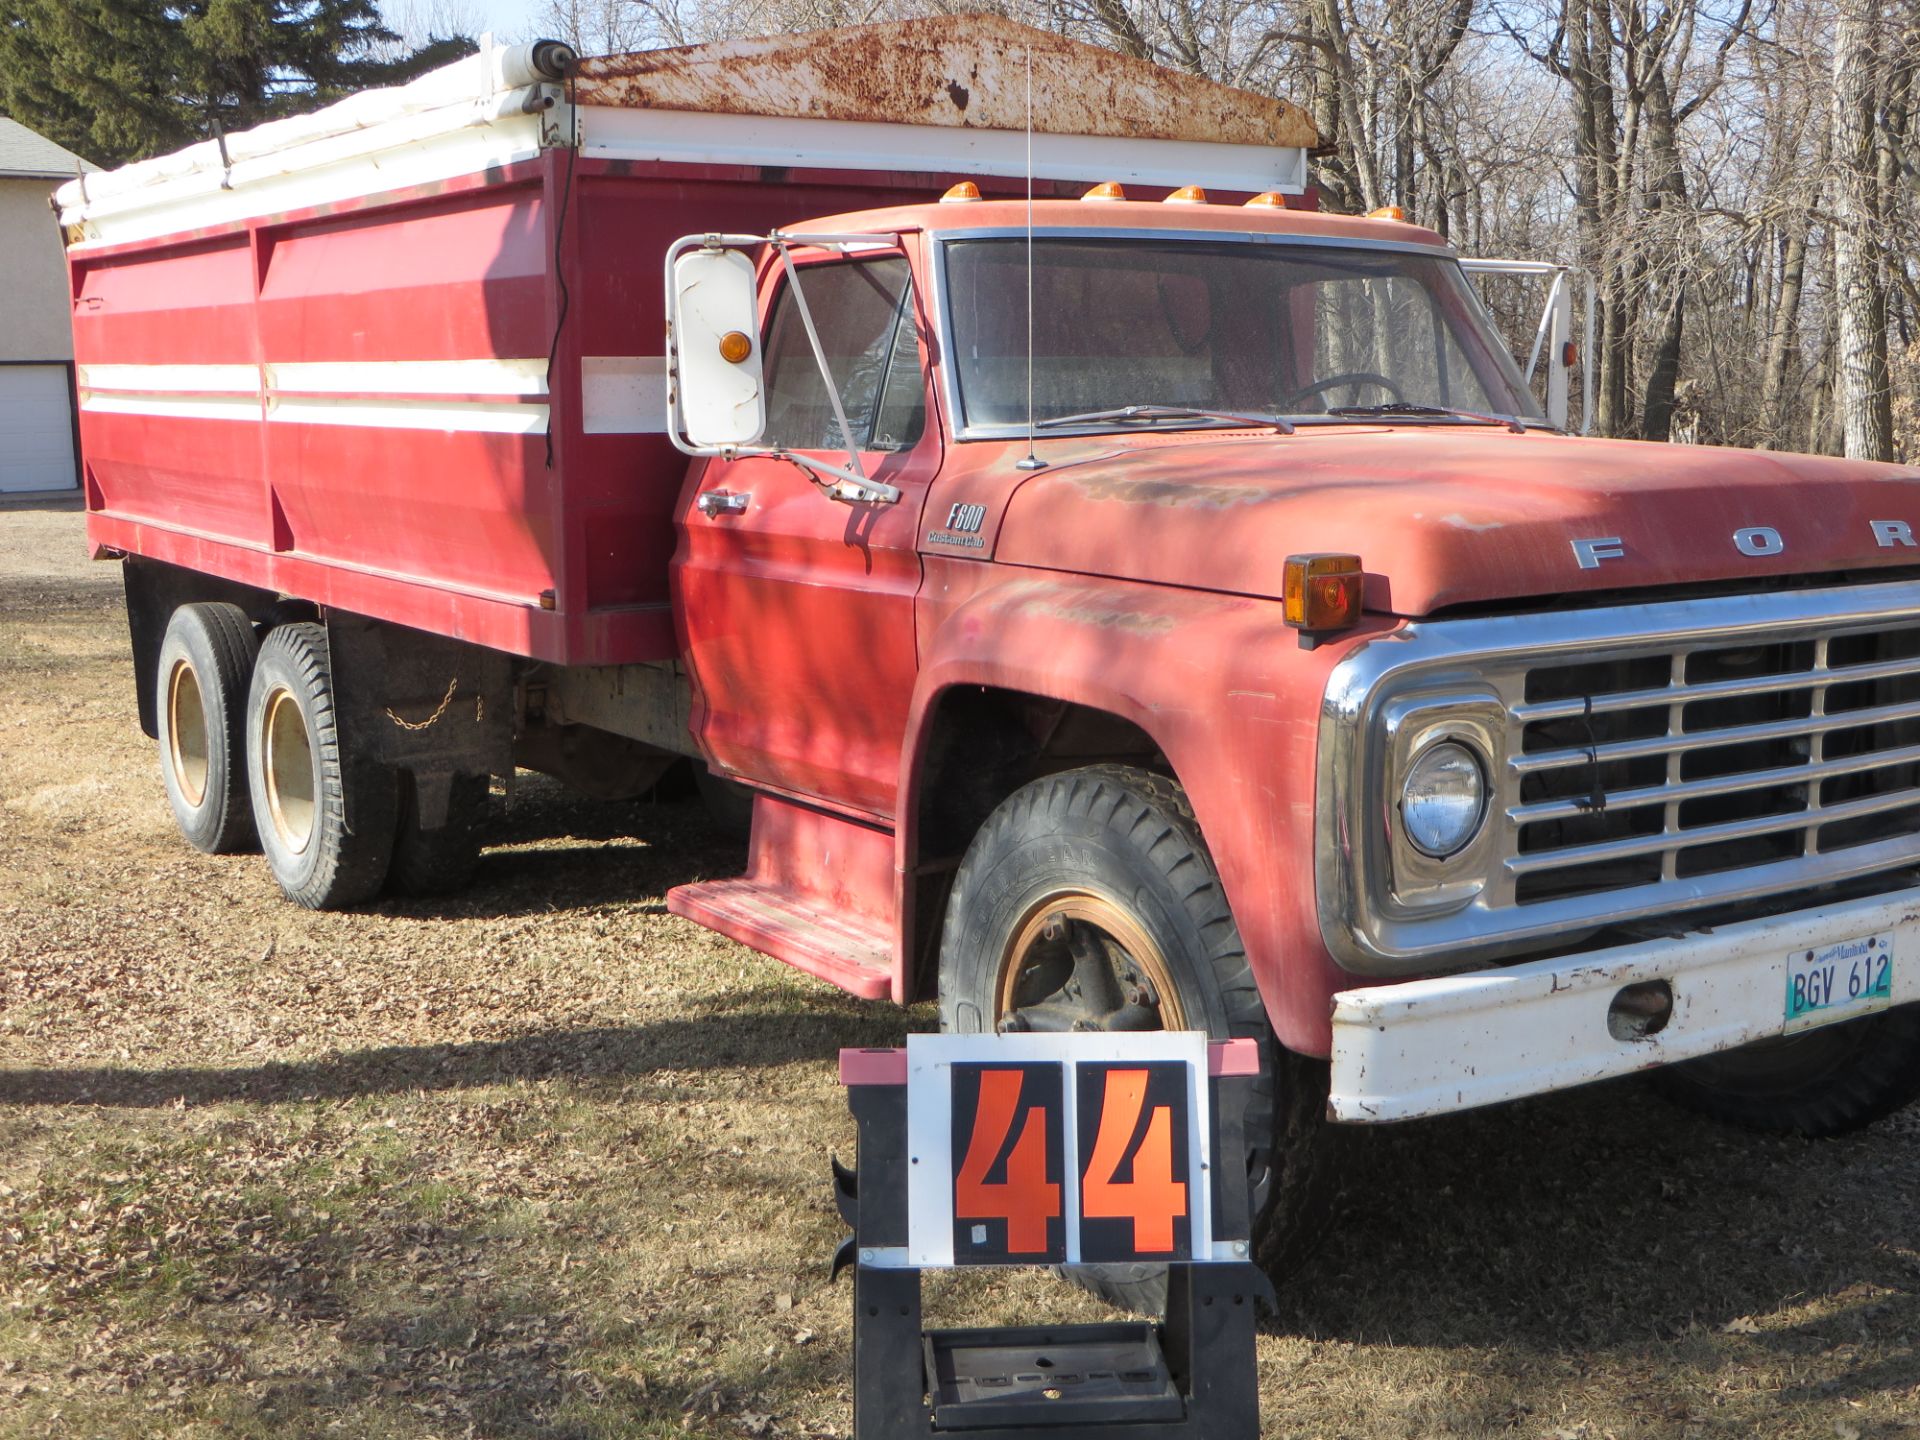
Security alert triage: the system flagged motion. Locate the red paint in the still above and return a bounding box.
[82,169,1920,1061]
[839,1048,908,1086]
[667,792,895,999]
[1208,1039,1261,1077]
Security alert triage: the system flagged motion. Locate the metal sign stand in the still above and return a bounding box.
[834,1038,1274,1438]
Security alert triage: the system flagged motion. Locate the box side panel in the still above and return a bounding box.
[69,165,578,661]
[255,179,557,607]
[72,235,266,544]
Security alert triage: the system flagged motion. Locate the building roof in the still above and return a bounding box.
[0,117,93,180]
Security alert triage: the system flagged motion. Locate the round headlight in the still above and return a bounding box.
[1400,741,1488,858]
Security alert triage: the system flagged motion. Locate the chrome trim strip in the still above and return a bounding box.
[1316,577,1920,976]
[1508,740,1920,822]
[1502,787,1920,875]
[1510,697,1920,773]
[1511,652,1920,720]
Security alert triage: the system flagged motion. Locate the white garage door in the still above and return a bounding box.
[0,365,78,493]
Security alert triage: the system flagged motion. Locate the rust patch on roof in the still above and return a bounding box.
[571,15,1316,150]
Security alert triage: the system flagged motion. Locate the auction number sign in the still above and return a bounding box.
[902,1032,1213,1268]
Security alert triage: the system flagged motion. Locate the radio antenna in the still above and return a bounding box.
[1015,45,1046,471]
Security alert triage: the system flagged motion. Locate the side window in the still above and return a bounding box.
[761,257,926,452]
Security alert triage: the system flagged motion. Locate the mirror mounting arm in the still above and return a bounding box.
[774,451,902,506]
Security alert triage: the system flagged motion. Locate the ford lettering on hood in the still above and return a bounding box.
[992,427,1920,614]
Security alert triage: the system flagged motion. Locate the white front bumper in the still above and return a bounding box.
[1328,887,1920,1123]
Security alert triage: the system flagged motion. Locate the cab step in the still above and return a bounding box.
[668,876,893,998]
[667,790,897,1001]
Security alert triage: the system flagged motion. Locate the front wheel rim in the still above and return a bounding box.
[261,687,317,854]
[994,890,1188,1034]
[165,659,209,807]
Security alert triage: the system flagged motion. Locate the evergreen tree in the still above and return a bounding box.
[0,1,475,167]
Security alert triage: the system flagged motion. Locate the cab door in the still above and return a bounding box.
[672,247,938,818]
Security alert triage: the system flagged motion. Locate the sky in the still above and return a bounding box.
[464,0,553,43]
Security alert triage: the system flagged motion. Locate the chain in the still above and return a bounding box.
[384,676,458,732]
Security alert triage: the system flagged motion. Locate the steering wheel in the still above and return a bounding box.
[1285,371,1406,409]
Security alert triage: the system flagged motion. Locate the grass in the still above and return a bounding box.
[2,503,1918,1438]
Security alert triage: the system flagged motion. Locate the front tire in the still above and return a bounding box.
[155,602,259,854]
[1653,1005,1920,1136]
[245,622,396,910]
[937,764,1334,1313]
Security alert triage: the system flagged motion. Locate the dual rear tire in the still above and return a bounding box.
[154,610,482,908]
[156,604,260,854]
[246,622,396,909]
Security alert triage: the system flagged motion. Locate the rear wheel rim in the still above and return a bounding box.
[994,891,1188,1034]
[165,660,209,808]
[262,687,317,854]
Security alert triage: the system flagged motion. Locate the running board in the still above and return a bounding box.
[668,791,898,1001]
[669,876,893,998]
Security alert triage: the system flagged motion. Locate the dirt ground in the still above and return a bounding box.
[1,500,1916,1439]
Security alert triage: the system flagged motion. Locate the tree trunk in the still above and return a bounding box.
[1758,220,1810,449]
[1831,6,1895,461]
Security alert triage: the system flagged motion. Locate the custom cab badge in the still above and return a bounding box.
[1573,519,1919,569]
[926,500,988,550]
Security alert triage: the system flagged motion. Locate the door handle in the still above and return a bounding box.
[697,490,750,517]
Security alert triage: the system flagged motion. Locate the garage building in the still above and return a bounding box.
[1,118,92,494]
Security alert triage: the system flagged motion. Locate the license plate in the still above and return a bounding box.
[1783,932,1895,1033]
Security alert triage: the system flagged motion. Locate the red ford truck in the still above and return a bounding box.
[57,16,1920,1302]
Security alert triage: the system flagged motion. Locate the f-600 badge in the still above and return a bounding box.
[1573,519,1919,569]
[927,501,988,550]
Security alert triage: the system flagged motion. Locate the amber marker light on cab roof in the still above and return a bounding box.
[940,181,981,203]
[1245,192,1287,208]
[1081,181,1127,202]
[1165,185,1208,204]
[1367,205,1407,221]
[1283,553,1363,645]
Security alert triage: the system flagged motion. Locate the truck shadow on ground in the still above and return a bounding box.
[384,782,748,922]
[0,1002,904,1109]
[1272,1081,1920,1387]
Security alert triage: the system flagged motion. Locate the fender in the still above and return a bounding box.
[899,558,1399,1056]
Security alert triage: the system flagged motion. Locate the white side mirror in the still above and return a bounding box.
[669,246,766,448]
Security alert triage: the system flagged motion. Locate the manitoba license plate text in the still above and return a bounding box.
[1783,932,1894,1033]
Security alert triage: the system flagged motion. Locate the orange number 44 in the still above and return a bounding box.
[1081,1068,1188,1254]
[954,1068,1062,1254]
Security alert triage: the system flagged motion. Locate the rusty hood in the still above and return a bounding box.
[991,428,1920,615]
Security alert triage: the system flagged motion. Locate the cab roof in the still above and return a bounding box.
[787,197,1449,251]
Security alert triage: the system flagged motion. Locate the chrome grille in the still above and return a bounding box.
[1316,578,1920,976]
[1508,628,1920,904]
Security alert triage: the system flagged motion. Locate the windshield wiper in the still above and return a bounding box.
[1036,404,1295,435]
[1323,402,1528,434]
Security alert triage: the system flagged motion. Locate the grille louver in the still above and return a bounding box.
[1509,629,1920,904]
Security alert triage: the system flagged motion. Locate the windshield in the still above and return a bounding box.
[943,238,1542,432]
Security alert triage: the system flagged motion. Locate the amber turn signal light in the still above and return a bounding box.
[1165,185,1208,204]
[718,331,753,364]
[1081,181,1127,202]
[940,181,982,203]
[1283,553,1363,632]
